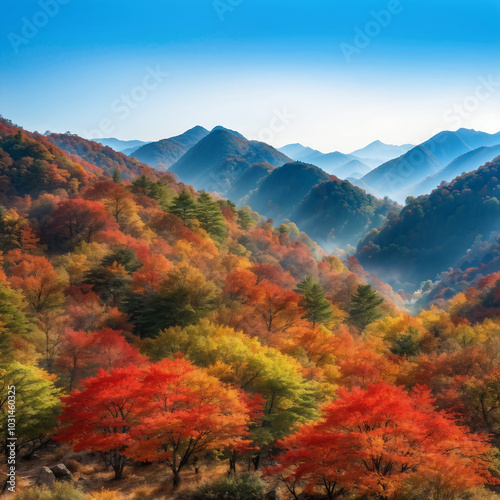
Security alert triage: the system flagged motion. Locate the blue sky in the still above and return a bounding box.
[1,0,499,151]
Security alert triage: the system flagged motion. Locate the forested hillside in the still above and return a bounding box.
[357,155,500,291]
[2,117,500,500]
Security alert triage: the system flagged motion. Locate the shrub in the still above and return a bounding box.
[16,482,86,500]
[189,473,266,500]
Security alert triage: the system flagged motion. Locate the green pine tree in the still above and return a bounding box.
[237,209,253,230]
[295,276,333,328]
[112,169,122,184]
[169,189,197,224]
[195,192,226,241]
[348,284,384,330]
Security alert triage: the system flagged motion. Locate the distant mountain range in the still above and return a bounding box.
[351,140,414,164]
[94,137,149,152]
[278,143,372,177]
[278,140,414,178]
[361,129,500,201]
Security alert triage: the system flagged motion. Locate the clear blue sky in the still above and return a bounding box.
[1,0,499,151]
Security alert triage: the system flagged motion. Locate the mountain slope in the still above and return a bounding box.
[291,176,399,249]
[246,162,330,221]
[361,129,500,200]
[46,133,163,181]
[334,159,372,179]
[130,126,209,170]
[169,129,291,194]
[356,155,500,291]
[408,144,500,197]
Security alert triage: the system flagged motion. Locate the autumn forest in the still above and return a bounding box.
[0,101,499,500]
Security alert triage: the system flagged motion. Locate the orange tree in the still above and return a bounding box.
[125,358,253,488]
[57,358,254,487]
[56,365,145,479]
[267,382,497,499]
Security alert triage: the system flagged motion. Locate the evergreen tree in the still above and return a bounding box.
[237,209,253,230]
[112,169,122,184]
[295,276,333,328]
[195,192,226,241]
[169,190,196,224]
[348,284,384,330]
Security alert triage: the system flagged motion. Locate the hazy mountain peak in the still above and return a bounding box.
[211,126,247,140]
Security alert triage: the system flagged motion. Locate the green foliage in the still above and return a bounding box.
[124,266,217,338]
[0,206,26,251]
[169,189,197,224]
[144,320,320,443]
[237,208,253,230]
[188,473,266,500]
[112,168,122,183]
[295,276,333,327]
[0,282,34,362]
[390,327,421,357]
[131,175,173,207]
[196,192,226,240]
[84,248,141,305]
[349,284,384,330]
[0,363,60,455]
[14,482,86,500]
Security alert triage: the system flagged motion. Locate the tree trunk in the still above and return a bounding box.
[228,451,237,475]
[251,453,260,471]
[172,470,181,489]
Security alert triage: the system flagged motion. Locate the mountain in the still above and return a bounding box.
[278,143,323,162]
[334,159,372,179]
[245,162,330,222]
[169,129,291,195]
[130,126,209,170]
[408,144,500,197]
[278,143,373,176]
[361,129,500,201]
[356,155,500,292]
[94,137,149,152]
[225,163,274,204]
[46,133,163,181]
[350,140,414,164]
[211,125,246,140]
[291,176,399,249]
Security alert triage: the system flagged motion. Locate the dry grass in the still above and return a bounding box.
[14,443,270,500]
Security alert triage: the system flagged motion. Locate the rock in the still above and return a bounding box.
[50,463,73,482]
[266,490,280,500]
[36,466,55,486]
